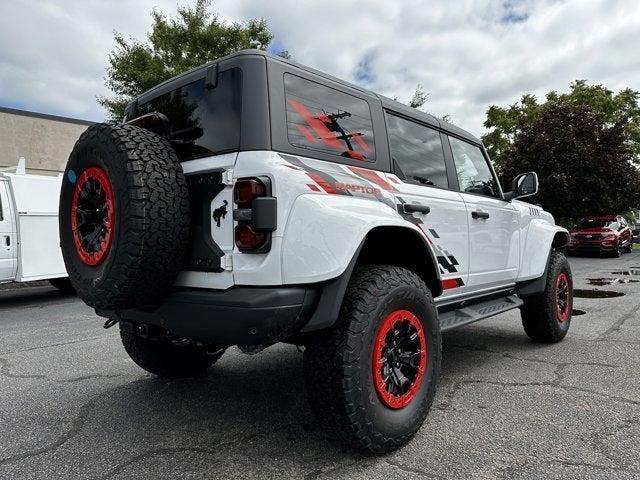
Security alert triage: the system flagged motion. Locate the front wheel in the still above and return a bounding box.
[521,251,573,343]
[303,265,441,454]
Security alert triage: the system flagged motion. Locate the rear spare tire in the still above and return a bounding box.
[59,123,190,310]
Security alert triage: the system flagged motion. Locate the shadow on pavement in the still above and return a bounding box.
[0,286,76,310]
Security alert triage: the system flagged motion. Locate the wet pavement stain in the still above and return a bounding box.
[573,289,625,298]
[588,278,640,285]
[610,270,640,275]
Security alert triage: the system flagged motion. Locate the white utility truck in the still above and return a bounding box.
[0,159,71,291]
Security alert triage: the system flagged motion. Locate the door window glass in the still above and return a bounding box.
[449,137,500,198]
[386,113,448,188]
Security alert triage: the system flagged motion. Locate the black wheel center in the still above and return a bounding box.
[380,320,422,396]
[75,178,109,253]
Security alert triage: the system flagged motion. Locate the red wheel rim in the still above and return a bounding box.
[556,272,570,322]
[71,167,115,266]
[372,309,427,409]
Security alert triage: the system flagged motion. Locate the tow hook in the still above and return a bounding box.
[103,318,118,329]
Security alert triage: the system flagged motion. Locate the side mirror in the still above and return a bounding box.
[504,172,538,201]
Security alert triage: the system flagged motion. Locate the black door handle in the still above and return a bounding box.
[3,236,9,246]
[403,203,431,215]
[471,210,490,219]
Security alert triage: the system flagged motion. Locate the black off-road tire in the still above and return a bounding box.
[521,250,573,343]
[612,241,622,258]
[120,326,224,378]
[48,277,75,294]
[303,265,441,454]
[59,123,190,310]
[624,241,633,254]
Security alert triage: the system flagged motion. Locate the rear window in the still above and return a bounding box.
[138,68,242,161]
[284,73,375,162]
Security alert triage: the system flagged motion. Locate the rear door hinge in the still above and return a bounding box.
[223,169,234,185]
[221,254,233,271]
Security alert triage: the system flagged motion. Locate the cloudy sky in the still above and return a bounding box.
[1,0,639,136]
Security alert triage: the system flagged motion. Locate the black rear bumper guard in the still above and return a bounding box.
[97,248,360,346]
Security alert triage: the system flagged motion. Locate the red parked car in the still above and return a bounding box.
[567,215,633,257]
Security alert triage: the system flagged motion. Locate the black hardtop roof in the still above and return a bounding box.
[136,49,482,145]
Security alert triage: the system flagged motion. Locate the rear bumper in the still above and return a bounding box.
[97,286,320,346]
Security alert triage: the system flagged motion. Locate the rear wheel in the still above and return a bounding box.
[624,241,633,253]
[303,265,441,454]
[120,324,225,378]
[521,251,572,343]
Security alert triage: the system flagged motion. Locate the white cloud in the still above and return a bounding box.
[1,0,639,136]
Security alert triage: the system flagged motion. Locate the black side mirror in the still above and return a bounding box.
[504,172,539,201]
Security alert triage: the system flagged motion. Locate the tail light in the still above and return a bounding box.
[234,179,266,205]
[235,225,266,250]
[233,177,276,252]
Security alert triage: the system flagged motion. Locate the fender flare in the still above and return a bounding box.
[301,225,442,333]
[517,230,570,297]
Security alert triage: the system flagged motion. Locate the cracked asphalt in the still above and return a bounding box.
[1,252,640,480]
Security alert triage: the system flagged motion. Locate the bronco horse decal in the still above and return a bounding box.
[212,200,228,227]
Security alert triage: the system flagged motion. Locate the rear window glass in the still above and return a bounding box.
[284,73,375,162]
[138,68,241,161]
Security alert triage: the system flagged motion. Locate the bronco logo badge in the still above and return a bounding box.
[212,200,228,227]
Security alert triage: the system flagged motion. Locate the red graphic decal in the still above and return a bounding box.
[350,132,371,152]
[288,99,343,149]
[296,124,317,143]
[306,172,337,194]
[387,176,400,184]
[345,150,366,161]
[307,183,321,192]
[348,166,398,192]
[442,278,462,290]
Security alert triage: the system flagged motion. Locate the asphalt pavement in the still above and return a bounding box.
[1,252,639,479]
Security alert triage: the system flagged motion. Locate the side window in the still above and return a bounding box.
[284,73,375,162]
[449,136,500,198]
[385,113,448,188]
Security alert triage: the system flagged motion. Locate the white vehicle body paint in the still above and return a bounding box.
[0,169,67,284]
[173,150,569,301]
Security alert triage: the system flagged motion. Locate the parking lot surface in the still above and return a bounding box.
[1,253,639,480]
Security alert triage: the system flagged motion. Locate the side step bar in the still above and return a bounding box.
[438,294,523,332]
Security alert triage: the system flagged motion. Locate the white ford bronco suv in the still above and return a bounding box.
[59,50,572,453]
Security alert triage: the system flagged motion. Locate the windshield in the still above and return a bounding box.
[578,218,616,229]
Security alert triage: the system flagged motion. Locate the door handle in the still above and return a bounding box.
[2,235,9,247]
[471,210,490,220]
[403,203,431,215]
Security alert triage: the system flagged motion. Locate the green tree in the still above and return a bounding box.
[99,0,276,119]
[500,101,640,222]
[483,80,640,172]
